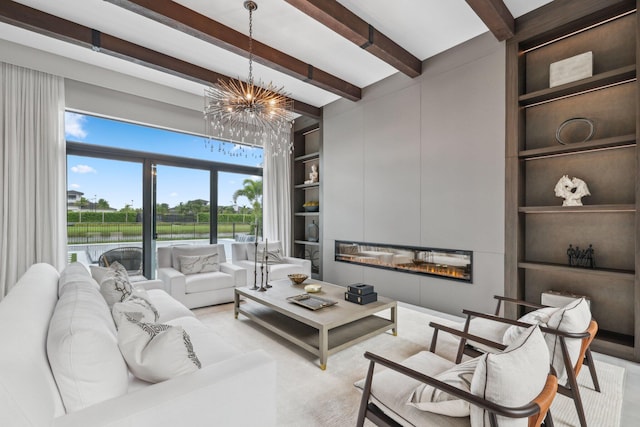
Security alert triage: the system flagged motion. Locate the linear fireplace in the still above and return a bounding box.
[335,240,472,283]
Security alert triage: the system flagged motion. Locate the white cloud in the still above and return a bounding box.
[70,183,80,189]
[170,192,178,197]
[65,113,88,139]
[71,164,97,174]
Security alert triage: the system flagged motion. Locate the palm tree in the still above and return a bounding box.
[233,179,262,230]
[232,179,262,213]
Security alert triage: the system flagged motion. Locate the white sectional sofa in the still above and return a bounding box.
[0,262,276,427]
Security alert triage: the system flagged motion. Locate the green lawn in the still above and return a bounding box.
[67,222,252,241]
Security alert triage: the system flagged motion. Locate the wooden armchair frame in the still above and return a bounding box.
[456,296,600,427]
[357,323,557,427]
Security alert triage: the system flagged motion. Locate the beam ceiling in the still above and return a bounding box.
[105,0,361,102]
[0,0,321,118]
[465,0,514,41]
[284,0,422,78]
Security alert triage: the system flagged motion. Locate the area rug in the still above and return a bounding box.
[194,303,624,427]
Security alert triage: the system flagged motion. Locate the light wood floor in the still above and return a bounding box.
[593,352,640,426]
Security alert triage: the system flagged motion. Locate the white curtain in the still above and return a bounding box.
[0,62,66,299]
[263,140,292,255]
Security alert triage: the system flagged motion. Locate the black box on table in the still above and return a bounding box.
[345,291,378,305]
[346,283,375,295]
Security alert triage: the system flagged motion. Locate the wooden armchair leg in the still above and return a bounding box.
[356,360,376,427]
[544,410,555,427]
[584,348,601,392]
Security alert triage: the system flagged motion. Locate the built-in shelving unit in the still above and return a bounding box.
[292,122,322,279]
[505,1,639,361]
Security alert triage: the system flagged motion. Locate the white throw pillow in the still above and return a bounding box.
[112,287,160,328]
[171,245,219,271]
[178,253,219,275]
[247,241,284,264]
[98,261,133,308]
[470,325,549,427]
[90,264,111,284]
[407,357,479,416]
[545,298,591,383]
[503,307,559,345]
[117,314,201,383]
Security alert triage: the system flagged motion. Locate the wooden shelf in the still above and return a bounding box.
[519,134,636,159]
[518,261,634,280]
[294,152,320,162]
[519,65,636,107]
[294,240,320,246]
[519,204,635,213]
[592,332,635,360]
[294,182,320,190]
[295,212,320,217]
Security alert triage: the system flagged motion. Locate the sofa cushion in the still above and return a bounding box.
[117,314,201,383]
[166,316,241,365]
[146,289,195,322]
[179,253,220,275]
[112,288,160,328]
[545,298,591,383]
[98,261,133,308]
[408,357,479,416]
[354,351,467,427]
[47,282,128,412]
[185,271,234,294]
[59,262,97,297]
[171,245,220,271]
[470,326,549,427]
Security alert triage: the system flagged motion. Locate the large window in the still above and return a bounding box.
[66,112,262,277]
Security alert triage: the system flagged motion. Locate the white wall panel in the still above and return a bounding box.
[420,48,505,254]
[322,107,365,283]
[363,84,422,245]
[323,33,506,317]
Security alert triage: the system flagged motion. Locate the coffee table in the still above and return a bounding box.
[234,279,397,370]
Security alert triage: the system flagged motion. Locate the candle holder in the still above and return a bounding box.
[258,263,266,292]
[251,240,259,290]
[265,254,272,288]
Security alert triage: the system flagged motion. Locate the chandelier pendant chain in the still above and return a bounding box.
[203,0,294,156]
[248,2,254,89]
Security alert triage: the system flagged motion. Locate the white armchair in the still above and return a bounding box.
[231,241,311,285]
[157,244,246,309]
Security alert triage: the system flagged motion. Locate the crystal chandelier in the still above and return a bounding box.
[204,0,294,156]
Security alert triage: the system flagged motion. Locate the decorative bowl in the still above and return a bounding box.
[303,205,319,212]
[288,274,309,285]
[304,283,322,293]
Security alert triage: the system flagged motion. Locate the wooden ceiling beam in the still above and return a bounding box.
[0,0,321,118]
[105,0,361,102]
[284,0,421,78]
[465,0,515,41]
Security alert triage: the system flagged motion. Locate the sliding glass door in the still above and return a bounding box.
[66,155,142,271]
[152,164,211,272]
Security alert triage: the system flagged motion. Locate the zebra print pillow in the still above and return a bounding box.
[117,314,201,383]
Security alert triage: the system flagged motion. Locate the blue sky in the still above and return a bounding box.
[65,113,263,210]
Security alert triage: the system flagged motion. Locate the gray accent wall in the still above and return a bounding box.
[322,33,506,316]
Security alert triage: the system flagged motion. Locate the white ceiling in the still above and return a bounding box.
[1,0,553,110]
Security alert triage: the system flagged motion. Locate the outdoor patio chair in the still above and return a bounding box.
[98,246,143,276]
[455,296,599,427]
[356,323,557,427]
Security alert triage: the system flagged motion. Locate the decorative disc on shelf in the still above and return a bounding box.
[555,117,595,145]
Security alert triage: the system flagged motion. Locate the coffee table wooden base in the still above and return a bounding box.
[234,281,397,370]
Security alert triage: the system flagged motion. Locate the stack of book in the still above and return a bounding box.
[345,283,377,305]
